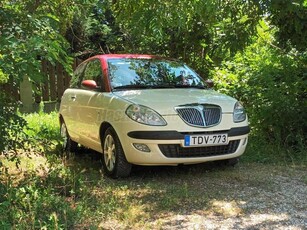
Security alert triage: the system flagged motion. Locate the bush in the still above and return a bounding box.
[0,111,84,228]
[0,94,61,165]
[0,159,82,229]
[0,93,30,156]
[212,36,307,149]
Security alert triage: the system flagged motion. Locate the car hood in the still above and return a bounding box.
[112,88,236,115]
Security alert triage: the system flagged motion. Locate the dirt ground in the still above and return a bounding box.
[3,152,306,229]
[170,165,304,229]
[99,162,307,230]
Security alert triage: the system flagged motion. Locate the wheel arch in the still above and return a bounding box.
[100,122,132,178]
[59,115,74,141]
[99,122,113,142]
[59,114,64,125]
[99,122,130,161]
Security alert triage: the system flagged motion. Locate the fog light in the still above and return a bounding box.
[133,143,151,152]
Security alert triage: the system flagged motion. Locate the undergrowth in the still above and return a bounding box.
[242,132,307,166]
[0,111,82,228]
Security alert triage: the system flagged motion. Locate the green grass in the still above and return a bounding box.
[24,111,61,145]
[1,112,306,229]
[241,133,307,166]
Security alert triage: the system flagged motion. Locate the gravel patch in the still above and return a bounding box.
[148,164,307,230]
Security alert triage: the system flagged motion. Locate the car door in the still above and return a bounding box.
[75,58,107,151]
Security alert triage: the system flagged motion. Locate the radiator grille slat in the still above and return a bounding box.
[176,104,221,127]
[179,108,204,126]
[204,107,221,126]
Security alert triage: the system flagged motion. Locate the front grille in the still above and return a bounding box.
[176,104,221,127]
[203,107,221,126]
[159,140,240,158]
[176,108,204,126]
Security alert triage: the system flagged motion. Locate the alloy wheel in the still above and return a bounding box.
[103,134,116,171]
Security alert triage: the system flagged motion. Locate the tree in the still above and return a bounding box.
[212,21,307,146]
[0,0,89,155]
[0,0,83,84]
[266,0,307,51]
[65,0,125,58]
[111,0,262,75]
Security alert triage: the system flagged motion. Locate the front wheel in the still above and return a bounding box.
[102,127,132,178]
[216,157,240,167]
[226,157,240,166]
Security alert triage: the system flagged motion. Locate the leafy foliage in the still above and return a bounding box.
[0,93,29,156]
[66,0,125,57]
[0,0,82,157]
[212,25,307,147]
[266,0,307,51]
[0,112,78,228]
[0,174,79,229]
[0,0,77,84]
[0,2,306,228]
[111,0,262,75]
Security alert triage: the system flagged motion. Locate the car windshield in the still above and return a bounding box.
[108,58,206,90]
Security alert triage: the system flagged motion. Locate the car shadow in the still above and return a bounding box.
[63,147,233,180]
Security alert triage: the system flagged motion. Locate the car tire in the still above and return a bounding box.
[215,157,240,167]
[102,127,132,178]
[60,122,78,153]
[226,157,240,166]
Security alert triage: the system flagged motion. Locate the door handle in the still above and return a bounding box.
[71,95,76,101]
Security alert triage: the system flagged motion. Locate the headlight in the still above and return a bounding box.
[126,104,167,126]
[233,101,246,122]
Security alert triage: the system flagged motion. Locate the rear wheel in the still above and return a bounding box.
[102,127,132,178]
[60,122,78,153]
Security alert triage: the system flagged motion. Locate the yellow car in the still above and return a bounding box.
[59,54,250,178]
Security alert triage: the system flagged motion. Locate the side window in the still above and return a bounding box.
[83,59,103,90]
[70,62,87,88]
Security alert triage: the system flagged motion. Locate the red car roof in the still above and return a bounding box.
[94,54,162,60]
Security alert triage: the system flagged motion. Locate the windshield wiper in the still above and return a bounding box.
[174,85,206,89]
[113,85,150,90]
[151,84,175,89]
[113,84,205,90]
[113,84,176,90]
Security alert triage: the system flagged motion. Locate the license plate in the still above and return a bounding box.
[184,134,228,147]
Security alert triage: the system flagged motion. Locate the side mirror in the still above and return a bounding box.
[81,80,98,90]
[205,79,214,89]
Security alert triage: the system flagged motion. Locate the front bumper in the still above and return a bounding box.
[120,126,250,166]
[127,126,250,140]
